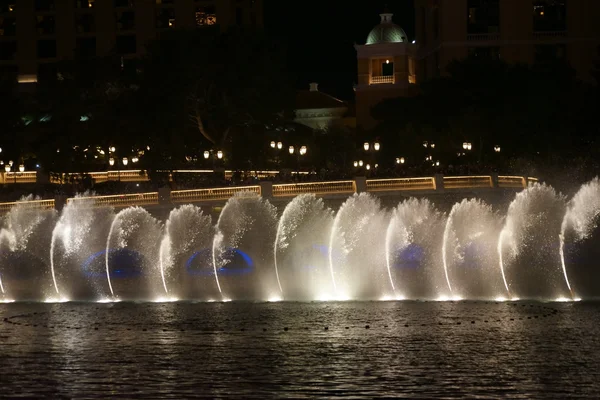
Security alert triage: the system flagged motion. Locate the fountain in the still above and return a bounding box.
[274,194,334,300]
[0,178,599,303]
[386,198,447,300]
[498,183,568,299]
[159,204,213,300]
[212,192,278,300]
[442,199,504,299]
[0,196,56,301]
[329,193,390,300]
[105,207,162,300]
[559,177,600,298]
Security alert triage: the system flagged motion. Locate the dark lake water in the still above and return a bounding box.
[1,301,599,398]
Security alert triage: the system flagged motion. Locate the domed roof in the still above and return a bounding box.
[366,12,407,45]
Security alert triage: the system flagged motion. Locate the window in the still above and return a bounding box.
[469,46,500,60]
[433,7,439,40]
[116,35,136,54]
[35,0,55,11]
[74,0,94,8]
[75,13,95,33]
[117,10,135,31]
[0,41,16,60]
[156,8,175,29]
[196,5,216,26]
[382,61,394,76]
[37,39,56,58]
[467,0,499,34]
[535,44,566,63]
[236,7,243,26]
[114,0,134,6]
[75,37,96,58]
[0,1,16,13]
[0,16,16,36]
[533,0,566,32]
[36,15,56,35]
[37,63,57,83]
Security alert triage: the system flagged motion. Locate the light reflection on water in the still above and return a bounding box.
[0,301,599,398]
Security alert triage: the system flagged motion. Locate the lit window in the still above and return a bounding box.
[196,6,216,26]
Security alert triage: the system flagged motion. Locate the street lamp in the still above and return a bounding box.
[396,157,405,164]
[204,151,210,159]
[430,143,435,149]
[18,164,24,172]
[4,165,9,173]
[270,141,276,148]
[353,161,358,167]
[467,143,472,150]
[373,142,380,151]
[494,145,501,153]
[132,156,139,163]
[109,157,115,166]
[299,146,307,156]
[463,142,468,150]
[359,160,364,167]
[423,141,428,148]
[217,150,223,159]
[289,146,295,155]
[277,141,283,150]
[122,157,128,166]
[366,164,371,170]
[363,142,370,151]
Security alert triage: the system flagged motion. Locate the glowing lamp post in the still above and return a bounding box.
[494,145,501,153]
[109,157,115,166]
[277,141,283,150]
[288,146,294,155]
[18,164,24,172]
[373,142,380,151]
[270,141,276,148]
[203,151,210,159]
[217,150,223,159]
[353,161,358,167]
[363,142,370,151]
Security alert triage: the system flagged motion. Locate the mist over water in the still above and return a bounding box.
[2,180,600,303]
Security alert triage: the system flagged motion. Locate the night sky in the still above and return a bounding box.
[264,0,415,100]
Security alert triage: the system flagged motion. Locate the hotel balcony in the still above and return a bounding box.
[370,75,394,84]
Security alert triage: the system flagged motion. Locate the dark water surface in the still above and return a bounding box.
[1,301,599,398]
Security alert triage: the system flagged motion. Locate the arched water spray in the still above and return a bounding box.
[212,192,277,300]
[328,193,390,300]
[559,177,600,297]
[498,183,567,299]
[105,207,162,299]
[274,194,334,300]
[386,198,446,300]
[0,196,57,299]
[442,199,503,299]
[51,194,113,300]
[159,205,212,298]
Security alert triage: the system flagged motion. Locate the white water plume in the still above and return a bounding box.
[274,194,334,300]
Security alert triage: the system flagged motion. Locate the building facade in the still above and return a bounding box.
[294,83,353,131]
[415,0,600,82]
[354,11,418,130]
[0,0,262,83]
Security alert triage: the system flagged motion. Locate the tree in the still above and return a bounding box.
[136,27,296,169]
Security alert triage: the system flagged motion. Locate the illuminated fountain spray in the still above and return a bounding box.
[212,192,277,300]
[159,205,212,299]
[274,194,334,300]
[0,196,56,300]
[51,194,113,301]
[385,198,446,300]
[442,199,503,299]
[559,177,600,299]
[498,183,567,299]
[328,193,390,300]
[105,207,162,300]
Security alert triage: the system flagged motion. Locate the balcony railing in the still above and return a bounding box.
[370,75,394,84]
[66,192,159,208]
[444,176,493,189]
[366,177,436,192]
[533,31,567,39]
[1,172,38,184]
[0,199,55,214]
[498,176,526,189]
[467,33,500,41]
[273,181,355,197]
[171,186,261,203]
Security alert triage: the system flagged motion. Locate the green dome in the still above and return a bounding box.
[366,13,407,45]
